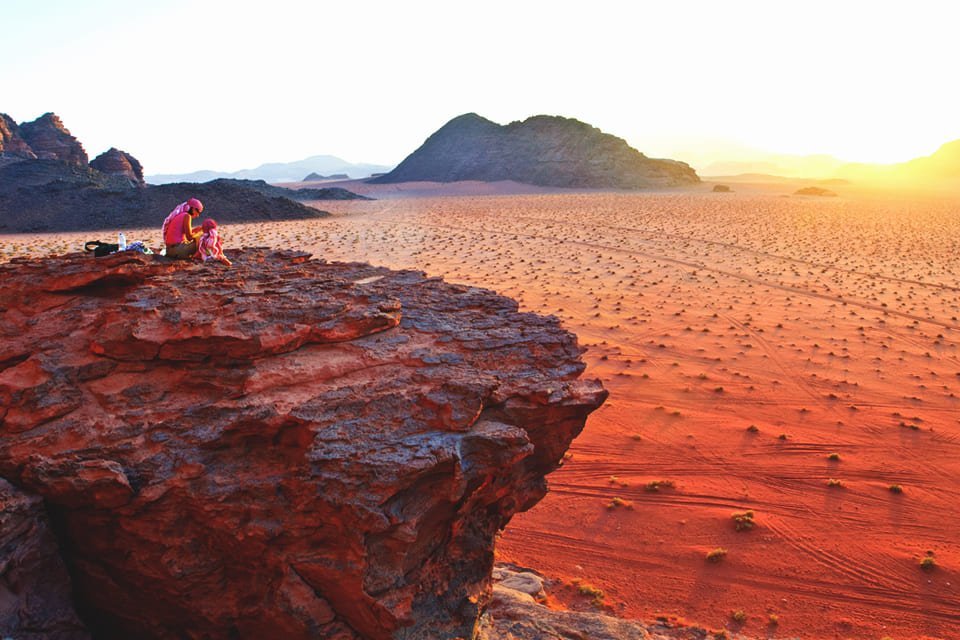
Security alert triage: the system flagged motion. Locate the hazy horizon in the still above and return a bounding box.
[4,0,959,175]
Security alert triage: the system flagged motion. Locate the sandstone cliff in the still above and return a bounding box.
[369,113,700,189]
[90,147,146,187]
[19,112,89,166]
[0,249,606,639]
[0,113,38,162]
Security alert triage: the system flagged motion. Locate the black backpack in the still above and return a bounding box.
[84,240,120,257]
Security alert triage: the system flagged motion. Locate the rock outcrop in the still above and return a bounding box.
[794,186,837,197]
[0,113,38,161]
[480,566,755,640]
[18,112,89,166]
[0,478,90,639]
[0,249,606,639]
[369,113,700,189]
[90,147,145,187]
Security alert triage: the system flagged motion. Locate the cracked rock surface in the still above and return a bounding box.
[0,248,605,639]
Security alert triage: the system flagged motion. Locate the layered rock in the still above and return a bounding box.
[0,113,37,161]
[0,249,606,639]
[19,112,89,165]
[369,113,700,189]
[0,478,90,639]
[90,147,145,187]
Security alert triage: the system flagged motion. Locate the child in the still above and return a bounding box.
[195,219,232,265]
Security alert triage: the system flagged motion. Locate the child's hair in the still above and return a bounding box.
[202,219,218,233]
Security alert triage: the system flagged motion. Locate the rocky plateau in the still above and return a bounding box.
[0,248,606,639]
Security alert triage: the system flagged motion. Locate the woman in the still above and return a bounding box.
[162,198,203,259]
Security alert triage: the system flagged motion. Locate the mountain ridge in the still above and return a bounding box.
[147,154,391,185]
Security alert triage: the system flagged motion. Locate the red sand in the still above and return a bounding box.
[5,185,959,639]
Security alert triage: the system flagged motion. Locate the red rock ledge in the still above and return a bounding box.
[0,248,606,639]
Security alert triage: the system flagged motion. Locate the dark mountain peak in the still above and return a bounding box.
[431,112,500,137]
[371,113,698,188]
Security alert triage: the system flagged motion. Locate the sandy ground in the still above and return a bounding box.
[4,183,960,639]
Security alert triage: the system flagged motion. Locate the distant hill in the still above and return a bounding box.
[147,155,392,185]
[369,113,699,189]
[835,139,960,188]
[700,154,847,179]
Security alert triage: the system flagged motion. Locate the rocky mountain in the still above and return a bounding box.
[369,113,700,189]
[147,155,392,185]
[0,248,606,639]
[18,112,89,165]
[90,147,145,187]
[0,114,37,161]
[0,161,335,233]
[0,112,373,232]
[2,111,130,173]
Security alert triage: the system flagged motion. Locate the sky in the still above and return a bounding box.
[3,0,959,175]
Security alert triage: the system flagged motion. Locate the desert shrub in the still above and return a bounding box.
[706,548,728,563]
[731,510,755,531]
[606,496,633,509]
[645,480,676,492]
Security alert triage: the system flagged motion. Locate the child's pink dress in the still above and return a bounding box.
[197,228,227,263]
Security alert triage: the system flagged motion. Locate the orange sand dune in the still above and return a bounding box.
[4,186,959,639]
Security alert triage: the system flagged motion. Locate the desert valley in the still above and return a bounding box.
[3,178,959,639]
[4,5,960,632]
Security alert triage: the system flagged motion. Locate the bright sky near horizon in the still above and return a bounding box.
[3,0,958,174]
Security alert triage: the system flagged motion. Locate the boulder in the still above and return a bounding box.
[18,112,88,165]
[479,566,756,640]
[0,248,606,639]
[794,186,837,197]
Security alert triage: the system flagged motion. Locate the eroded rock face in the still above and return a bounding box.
[18,112,89,165]
[0,112,38,160]
[0,479,90,639]
[0,249,606,639]
[90,147,145,187]
[369,113,700,189]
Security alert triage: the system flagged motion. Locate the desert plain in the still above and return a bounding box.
[3,182,959,640]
